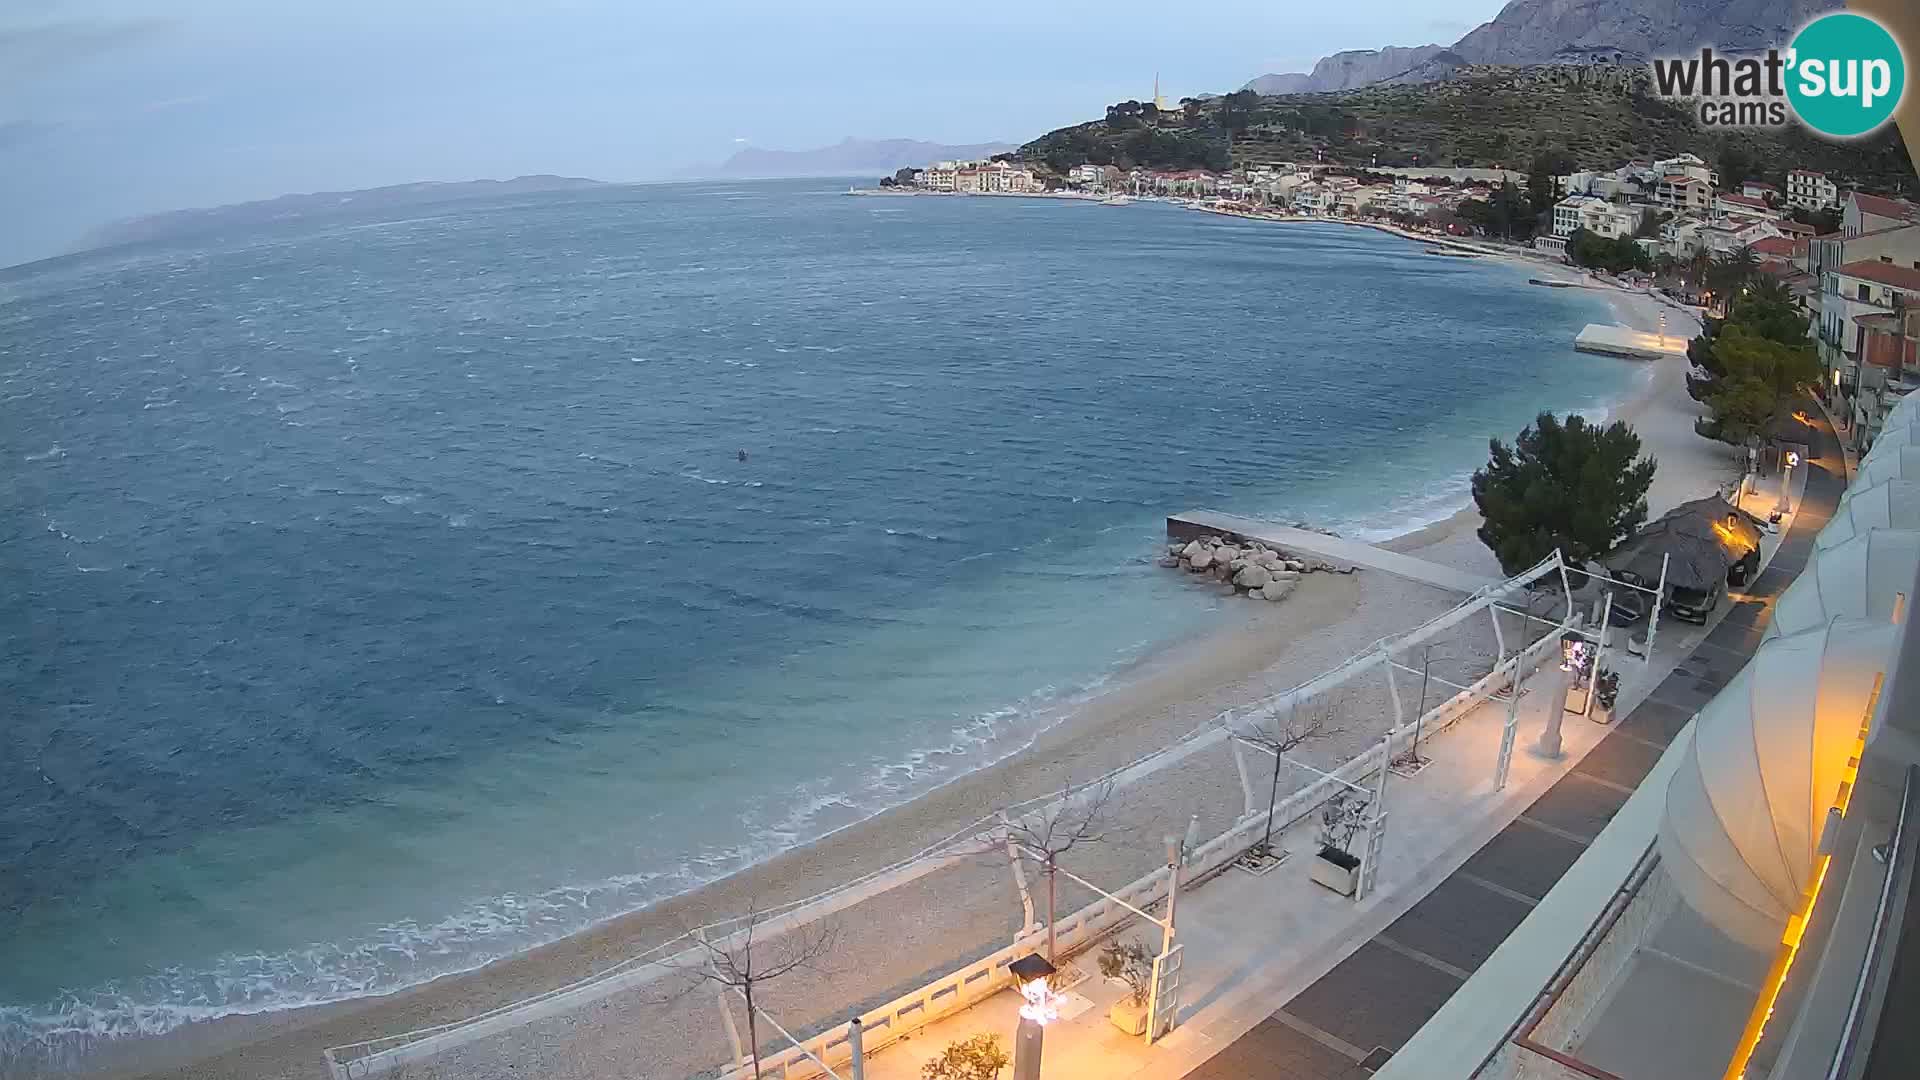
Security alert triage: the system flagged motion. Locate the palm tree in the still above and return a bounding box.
[1702,247,1761,313]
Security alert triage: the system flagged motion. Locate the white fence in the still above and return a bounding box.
[719,623,1572,1080]
[327,553,1574,1080]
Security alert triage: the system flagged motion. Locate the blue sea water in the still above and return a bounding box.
[0,181,1629,1048]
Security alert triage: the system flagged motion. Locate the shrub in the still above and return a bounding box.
[923,1034,1011,1080]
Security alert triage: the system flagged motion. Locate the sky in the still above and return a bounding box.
[0,0,1508,267]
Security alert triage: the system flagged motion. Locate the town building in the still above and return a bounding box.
[1553,195,1644,240]
[1656,174,1713,214]
[1787,168,1839,211]
[1845,191,1920,237]
[920,162,959,192]
[1819,254,1920,436]
[1739,179,1779,201]
[1714,191,1780,220]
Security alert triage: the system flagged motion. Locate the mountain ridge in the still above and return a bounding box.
[79,175,607,252]
[1243,0,1838,94]
[683,137,1016,179]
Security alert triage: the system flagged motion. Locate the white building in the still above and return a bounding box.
[1787,169,1839,211]
[982,161,1034,193]
[1714,192,1781,220]
[920,162,959,192]
[1069,164,1104,188]
[1656,174,1714,214]
[1552,195,1642,239]
[1653,153,1717,185]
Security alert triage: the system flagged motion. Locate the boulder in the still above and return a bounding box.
[1285,560,1306,572]
[1158,556,1181,569]
[1255,550,1281,567]
[1212,563,1234,581]
[1181,540,1207,560]
[1168,543,1186,557]
[1270,569,1301,581]
[1261,580,1295,601]
[1187,548,1214,571]
[1234,564,1272,589]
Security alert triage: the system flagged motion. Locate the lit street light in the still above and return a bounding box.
[1010,953,1058,1080]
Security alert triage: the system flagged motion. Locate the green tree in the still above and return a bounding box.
[1702,324,1822,443]
[1472,413,1658,578]
[1528,148,1575,217]
[1703,246,1763,309]
[1717,142,1755,191]
[1791,205,1842,234]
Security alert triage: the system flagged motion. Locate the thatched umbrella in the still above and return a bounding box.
[1609,497,1762,592]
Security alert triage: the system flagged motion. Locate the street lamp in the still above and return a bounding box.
[1010,953,1058,1080]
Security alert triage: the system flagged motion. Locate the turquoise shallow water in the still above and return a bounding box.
[0,181,1629,1051]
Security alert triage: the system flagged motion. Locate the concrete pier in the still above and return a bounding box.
[1574,323,1687,360]
[1167,510,1503,595]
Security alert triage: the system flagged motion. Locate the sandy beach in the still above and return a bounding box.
[73,225,1735,1080]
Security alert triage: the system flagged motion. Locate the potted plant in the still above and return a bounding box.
[1594,667,1620,719]
[1098,940,1155,1035]
[1310,790,1369,897]
[923,1033,1010,1080]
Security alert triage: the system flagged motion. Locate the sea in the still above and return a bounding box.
[0,180,1632,1057]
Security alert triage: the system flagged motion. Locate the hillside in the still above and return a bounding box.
[1242,0,1836,94]
[1019,67,1914,195]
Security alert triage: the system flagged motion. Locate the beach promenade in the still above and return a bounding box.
[838,409,1830,1080]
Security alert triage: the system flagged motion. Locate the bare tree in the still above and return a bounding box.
[668,903,839,1079]
[1231,693,1342,862]
[989,778,1117,966]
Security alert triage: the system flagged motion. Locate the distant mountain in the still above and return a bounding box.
[1242,0,1836,94]
[1245,45,1450,95]
[687,137,1016,179]
[80,175,606,252]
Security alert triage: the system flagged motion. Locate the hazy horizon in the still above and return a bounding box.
[0,0,1505,267]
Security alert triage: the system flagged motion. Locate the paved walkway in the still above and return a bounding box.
[1176,406,1845,1078]
[1169,511,1505,595]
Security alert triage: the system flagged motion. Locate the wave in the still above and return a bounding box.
[0,646,1142,1066]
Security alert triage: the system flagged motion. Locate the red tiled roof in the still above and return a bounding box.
[1852,192,1920,222]
[1789,169,1825,178]
[1719,193,1771,210]
[1834,259,1920,291]
[1749,236,1798,257]
[1744,182,1779,191]
[1777,220,1816,236]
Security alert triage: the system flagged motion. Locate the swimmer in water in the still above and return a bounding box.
[737,449,749,462]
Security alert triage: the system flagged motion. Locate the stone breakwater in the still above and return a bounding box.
[1157,534,1352,601]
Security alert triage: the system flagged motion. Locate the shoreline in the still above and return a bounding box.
[77,203,1707,1080]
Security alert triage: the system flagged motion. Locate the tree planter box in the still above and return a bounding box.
[1310,846,1360,897]
[1109,997,1149,1036]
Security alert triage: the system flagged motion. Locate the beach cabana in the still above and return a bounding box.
[1815,478,1920,550]
[1764,529,1920,639]
[1610,497,1763,590]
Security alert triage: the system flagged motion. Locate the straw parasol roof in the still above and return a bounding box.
[1608,497,1762,592]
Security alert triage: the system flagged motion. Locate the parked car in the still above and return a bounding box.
[1665,579,1725,624]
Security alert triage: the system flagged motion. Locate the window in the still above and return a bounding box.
[1862,284,1873,301]
[1884,256,1895,263]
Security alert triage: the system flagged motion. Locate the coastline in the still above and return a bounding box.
[84,208,1717,1080]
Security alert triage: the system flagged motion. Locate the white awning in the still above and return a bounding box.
[1816,479,1920,551]
[1863,415,1920,462]
[1659,618,1895,949]
[1766,530,1919,639]
[1852,445,1920,492]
